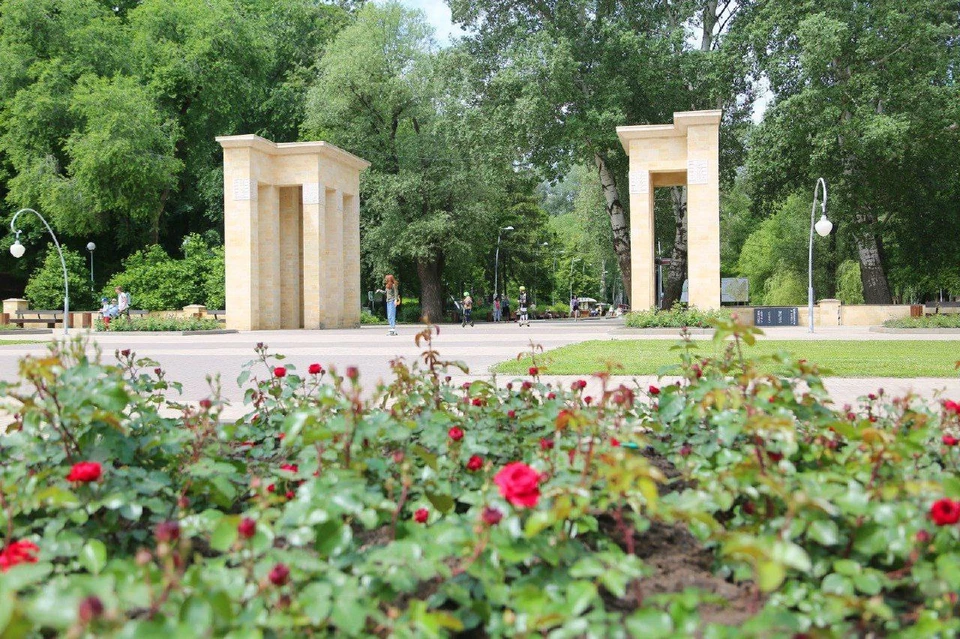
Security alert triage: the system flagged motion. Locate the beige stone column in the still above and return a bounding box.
[279,187,303,329]
[322,188,344,327]
[301,182,326,329]
[628,163,656,309]
[223,148,259,330]
[684,121,721,309]
[257,185,281,329]
[342,193,361,326]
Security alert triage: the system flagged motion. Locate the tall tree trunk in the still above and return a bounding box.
[661,187,688,308]
[854,215,892,304]
[417,254,444,323]
[594,152,632,303]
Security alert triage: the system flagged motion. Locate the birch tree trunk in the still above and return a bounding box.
[662,187,688,308]
[594,152,632,302]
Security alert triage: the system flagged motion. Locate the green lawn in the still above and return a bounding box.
[494,340,960,378]
[0,340,44,346]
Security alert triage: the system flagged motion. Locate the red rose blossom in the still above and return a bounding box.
[521,381,532,391]
[280,463,298,473]
[466,455,483,471]
[610,438,620,447]
[930,498,960,526]
[78,595,104,623]
[155,521,180,543]
[269,563,290,586]
[529,366,539,376]
[273,366,286,378]
[945,400,960,415]
[199,398,212,410]
[0,540,39,572]
[539,438,554,451]
[66,461,102,483]
[414,508,429,523]
[584,396,593,405]
[448,427,464,441]
[767,451,784,463]
[494,462,541,508]
[572,379,586,390]
[308,363,323,375]
[944,435,960,446]
[547,392,556,400]
[481,506,503,526]
[508,409,516,419]
[472,397,483,407]
[346,366,359,381]
[238,517,257,539]
[648,385,660,395]
[679,444,692,457]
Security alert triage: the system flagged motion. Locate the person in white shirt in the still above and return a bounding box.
[115,286,130,318]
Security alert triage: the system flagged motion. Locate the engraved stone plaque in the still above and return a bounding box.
[629,169,649,195]
[233,178,252,201]
[303,182,320,205]
[687,160,709,185]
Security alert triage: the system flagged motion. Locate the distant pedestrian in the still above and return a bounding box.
[493,295,502,322]
[115,286,130,318]
[517,286,530,327]
[377,274,400,336]
[461,291,474,327]
[571,295,581,321]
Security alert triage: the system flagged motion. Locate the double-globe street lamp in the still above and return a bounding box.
[9,208,70,336]
[808,178,833,333]
[493,225,514,301]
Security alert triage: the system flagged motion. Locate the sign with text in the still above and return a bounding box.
[754,307,798,327]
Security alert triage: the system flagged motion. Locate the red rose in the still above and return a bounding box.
[155,521,180,543]
[466,455,483,471]
[285,490,295,500]
[308,363,323,375]
[529,366,539,376]
[199,398,212,410]
[472,398,483,407]
[346,366,359,381]
[610,438,620,447]
[539,438,554,451]
[847,412,856,421]
[414,508,429,523]
[280,463,298,473]
[521,381,532,391]
[482,506,503,526]
[78,595,104,623]
[869,415,878,423]
[584,396,593,405]
[868,393,877,401]
[273,366,286,378]
[120,349,131,357]
[494,462,541,508]
[445,376,452,383]
[448,427,464,441]
[679,444,692,457]
[267,483,276,493]
[462,382,471,390]
[507,409,516,419]
[66,461,102,483]
[572,379,586,391]
[506,382,513,390]
[238,518,256,539]
[547,392,556,400]
[648,385,661,395]
[767,451,784,463]
[944,435,960,446]
[930,498,960,526]
[945,400,960,415]
[269,563,290,586]
[916,529,932,544]
[0,540,39,572]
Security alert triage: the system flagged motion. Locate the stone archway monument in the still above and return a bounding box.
[616,110,721,310]
[217,135,370,330]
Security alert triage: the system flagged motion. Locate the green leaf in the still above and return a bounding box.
[210,516,240,552]
[80,539,107,575]
[300,582,333,624]
[425,492,454,514]
[524,511,553,538]
[853,572,884,595]
[807,520,839,546]
[626,609,673,637]
[566,581,598,616]
[412,445,438,471]
[757,560,785,592]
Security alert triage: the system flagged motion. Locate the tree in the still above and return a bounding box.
[304,2,520,322]
[24,244,97,311]
[742,0,960,303]
[447,0,754,306]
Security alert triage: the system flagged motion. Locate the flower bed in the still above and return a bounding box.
[883,315,960,329]
[2,322,960,636]
[625,303,732,328]
[95,315,223,332]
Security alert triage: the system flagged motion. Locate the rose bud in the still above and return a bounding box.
[199,398,212,410]
[346,366,359,381]
[414,508,429,523]
[529,367,539,376]
[154,521,180,543]
[78,595,104,624]
[268,563,290,586]
[308,363,323,375]
[273,366,287,378]
[238,517,257,539]
[482,506,503,526]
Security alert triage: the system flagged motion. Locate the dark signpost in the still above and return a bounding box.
[755,307,799,327]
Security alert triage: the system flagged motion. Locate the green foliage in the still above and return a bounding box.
[884,315,960,329]
[836,260,865,305]
[95,315,222,332]
[3,327,960,635]
[360,309,385,325]
[761,270,806,306]
[105,233,223,310]
[625,303,731,328]
[23,243,98,310]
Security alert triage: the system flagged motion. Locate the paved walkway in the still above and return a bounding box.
[1,320,958,420]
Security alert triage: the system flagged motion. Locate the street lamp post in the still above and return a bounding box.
[9,208,70,336]
[86,242,96,284]
[493,226,514,301]
[808,178,833,333]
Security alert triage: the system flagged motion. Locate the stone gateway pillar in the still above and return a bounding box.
[216,135,370,330]
[616,111,722,310]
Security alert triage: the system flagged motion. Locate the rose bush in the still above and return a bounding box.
[0,323,959,636]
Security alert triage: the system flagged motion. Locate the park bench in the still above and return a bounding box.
[14,310,61,328]
[207,310,226,323]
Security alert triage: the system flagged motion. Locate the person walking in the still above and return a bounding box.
[378,274,400,336]
[493,295,502,322]
[461,291,474,327]
[571,294,581,321]
[115,286,130,318]
[517,286,530,327]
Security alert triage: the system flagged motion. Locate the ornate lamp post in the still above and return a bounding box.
[808,178,833,333]
[86,242,96,284]
[493,225,514,300]
[9,208,70,336]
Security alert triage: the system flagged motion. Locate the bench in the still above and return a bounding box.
[14,310,62,328]
[207,309,226,323]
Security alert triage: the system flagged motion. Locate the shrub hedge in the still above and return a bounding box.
[95,315,223,332]
[2,322,960,636]
[625,303,732,328]
[884,315,960,329]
